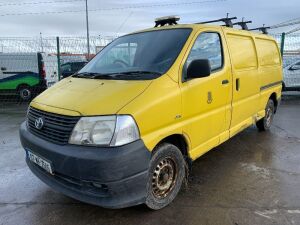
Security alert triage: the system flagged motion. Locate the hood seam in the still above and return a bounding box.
[116,80,153,114]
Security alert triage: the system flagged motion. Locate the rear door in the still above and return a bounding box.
[181,28,232,159]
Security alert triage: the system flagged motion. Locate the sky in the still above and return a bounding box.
[0,0,300,37]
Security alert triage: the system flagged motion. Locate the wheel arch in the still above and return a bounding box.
[152,134,192,171]
[16,83,31,91]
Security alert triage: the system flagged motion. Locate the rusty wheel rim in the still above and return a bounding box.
[151,157,177,199]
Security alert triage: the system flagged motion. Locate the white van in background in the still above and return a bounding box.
[0,52,47,100]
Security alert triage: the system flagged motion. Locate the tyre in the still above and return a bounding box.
[145,143,186,210]
[18,85,32,101]
[256,99,275,131]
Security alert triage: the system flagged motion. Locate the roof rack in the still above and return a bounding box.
[233,18,252,30]
[197,13,237,28]
[154,16,180,27]
[249,25,270,34]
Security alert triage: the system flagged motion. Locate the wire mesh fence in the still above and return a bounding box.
[0,36,116,54]
[272,34,300,67]
[0,33,300,110]
[0,36,116,109]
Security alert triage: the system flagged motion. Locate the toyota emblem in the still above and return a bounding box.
[35,117,44,130]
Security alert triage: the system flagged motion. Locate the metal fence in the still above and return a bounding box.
[0,33,299,109]
[0,36,116,107]
[0,36,116,54]
[273,34,300,67]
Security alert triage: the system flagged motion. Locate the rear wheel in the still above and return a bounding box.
[18,85,32,101]
[256,99,275,131]
[145,143,186,210]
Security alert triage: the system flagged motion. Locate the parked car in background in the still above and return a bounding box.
[43,55,88,87]
[283,60,300,91]
[0,53,47,100]
[60,61,87,79]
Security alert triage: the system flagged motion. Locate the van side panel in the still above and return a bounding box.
[255,37,282,112]
[225,31,260,137]
[0,53,41,91]
[118,75,184,152]
[0,53,39,73]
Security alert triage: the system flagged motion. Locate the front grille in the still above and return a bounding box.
[27,107,80,145]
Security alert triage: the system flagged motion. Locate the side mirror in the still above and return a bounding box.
[1,67,7,71]
[186,59,211,79]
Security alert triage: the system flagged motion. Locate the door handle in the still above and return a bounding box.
[236,78,240,91]
[222,79,229,85]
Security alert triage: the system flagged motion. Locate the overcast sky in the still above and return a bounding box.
[1,0,300,37]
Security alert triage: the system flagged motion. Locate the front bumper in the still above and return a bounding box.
[19,122,151,208]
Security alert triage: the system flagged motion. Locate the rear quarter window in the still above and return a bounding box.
[226,34,257,70]
[255,38,280,66]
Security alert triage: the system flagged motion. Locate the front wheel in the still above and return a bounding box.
[145,143,186,210]
[256,99,275,131]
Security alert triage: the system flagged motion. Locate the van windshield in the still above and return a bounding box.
[77,28,191,80]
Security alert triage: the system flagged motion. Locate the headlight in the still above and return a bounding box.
[110,115,140,146]
[69,115,140,146]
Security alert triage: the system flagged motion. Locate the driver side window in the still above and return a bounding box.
[186,32,223,71]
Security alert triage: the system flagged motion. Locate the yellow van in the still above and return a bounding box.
[20,16,282,210]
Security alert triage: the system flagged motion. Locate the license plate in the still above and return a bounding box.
[27,151,53,175]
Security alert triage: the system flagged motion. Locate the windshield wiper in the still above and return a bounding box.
[73,72,115,79]
[72,72,98,78]
[115,70,161,75]
[91,74,116,79]
[73,71,162,80]
[93,71,161,80]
